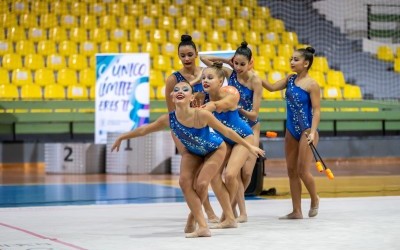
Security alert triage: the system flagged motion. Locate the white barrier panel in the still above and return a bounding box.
[106,131,175,174]
[44,143,105,174]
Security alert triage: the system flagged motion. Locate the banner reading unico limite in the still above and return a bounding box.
[95,53,150,144]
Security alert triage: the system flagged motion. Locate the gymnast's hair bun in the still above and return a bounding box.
[240,41,248,48]
[212,62,223,69]
[181,34,192,42]
[306,47,315,54]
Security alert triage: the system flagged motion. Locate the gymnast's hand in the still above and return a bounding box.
[111,138,122,152]
[304,131,314,145]
[249,145,265,158]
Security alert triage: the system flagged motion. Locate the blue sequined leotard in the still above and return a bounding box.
[285,75,313,141]
[173,71,209,103]
[213,110,253,145]
[228,71,258,127]
[169,111,223,156]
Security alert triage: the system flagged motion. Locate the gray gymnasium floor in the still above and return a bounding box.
[0,196,399,250]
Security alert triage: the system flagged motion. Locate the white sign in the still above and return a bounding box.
[95,53,150,144]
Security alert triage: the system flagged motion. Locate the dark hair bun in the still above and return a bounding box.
[306,47,315,54]
[212,61,223,69]
[240,41,248,48]
[181,34,192,42]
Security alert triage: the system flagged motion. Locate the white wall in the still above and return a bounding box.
[313,0,400,33]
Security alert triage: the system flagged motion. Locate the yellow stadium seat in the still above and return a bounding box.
[24,54,45,70]
[2,54,22,70]
[268,18,285,33]
[312,56,329,73]
[206,30,222,44]
[278,44,294,58]
[250,19,267,32]
[225,31,240,46]
[0,84,19,100]
[396,47,400,58]
[0,41,13,55]
[48,27,68,42]
[156,85,166,100]
[79,69,95,87]
[44,84,65,100]
[326,70,346,87]
[110,28,128,42]
[255,6,271,20]
[19,13,38,28]
[254,56,271,72]
[214,18,229,32]
[34,68,55,86]
[80,15,97,30]
[153,55,172,72]
[201,42,218,52]
[91,28,108,43]
[126,4,143,17]
[60,15,77,29]
[31,1,48,14]
[138,16,156,31]
[394,58,400,73]
[67,85,87,100]
[173,57,183,70]
[89,3,106,16]
[165,5,181,17]
[343,85,362,100]
[129,29,146,45]
[258,44,276,58]
[119,16,135,30]
[7,27,26,42]
[281,31,299,46]
[79,41,97,56]
[70,28,87,43]
[177,17,192,32]
[27,27,45,43]
[142,42,159,57]
[89,56,95,68]
[262,89,282,100]
[71,2,88,16]
[15,41,34,56]
[20,84,42,100]
[121,41,139,53]
[377,46,394,61]
[89,86,95,100]
[308,70,326,87]
[219,6,234,19]
[268,70,285,83]
[183,5,200,18]
[245,31,262,45]
[58,41,78,56]
[220,43,235,51]
[46,54,66,70]
[50,1,68,15]
[0,2,7,14]
[0,13,17,28]
[149,69,164,88]
[196,17,212,32]
[232,18,248,33]
[162,43,176,58]
[201,6,216,19]
[40,14,57,28]
[68,54,87,70]
[108,3,124,16]
[323,86,342,100]
[99,15,117,29]
[146,3,162,17]
[11,1,28,14]
[159,16,174,30]
[263,31,280,45]
[190,30,206,45]
[100,41,119,53]
[149,29,166,44]
[168,29,181,44]
[237,6,252,20]
[37,41,56,56]
[273,56,290,72]
[149,87,156,100]
[12,69,33,86]
[209,0,223,7]
[57,69,77,86]
[0,69,10,85]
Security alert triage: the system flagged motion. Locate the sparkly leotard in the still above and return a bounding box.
[169,111,223,156]
[285,75,313,141]
[173,71,209,103]
[213,110,253,145]
[228,71,258,127]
